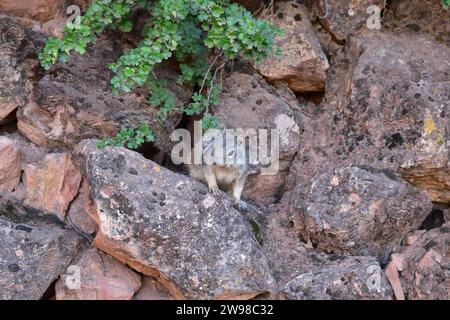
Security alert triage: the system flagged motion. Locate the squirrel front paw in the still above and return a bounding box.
[209,186,224,197]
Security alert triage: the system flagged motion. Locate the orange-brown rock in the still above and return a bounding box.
[0,0,91,23]
[254,1,329,92]
[0,0,62,23]
[66,179,97,235]
[0,136,21,192]
[134,277,173,300]
[41,16,66,38]
[23,153,81,220]
[56,248,142,300]
[385,224,450,300]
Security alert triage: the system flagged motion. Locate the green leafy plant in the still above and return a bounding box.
[39,0,282,149]
[96,123,155,149]
[443,0,450,9]
[201,113,220,132]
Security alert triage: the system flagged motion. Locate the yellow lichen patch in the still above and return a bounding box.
[424,116,437,135]
[423,115,445,146]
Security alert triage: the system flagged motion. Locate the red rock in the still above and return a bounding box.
[134,277,173,300]
[254,1,329,92]
[23,153,81,220]
[385,225,450,300]
[384,254,406,300]
[0,0,91,23]
[403,230,426,246]
[0,0,61,23]
[41,16,66,38]
[56,248,141,300]
[67,179,98,235]
[0,137,21,193]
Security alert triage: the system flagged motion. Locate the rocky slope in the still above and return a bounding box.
[0,0,448,300]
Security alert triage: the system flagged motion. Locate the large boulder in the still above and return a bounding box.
[253,1,329,92]
[262,204,393,300]
[385,224,450,300]
[212,70,302,205]
[56,248,142,300]
[287,31,450,203]
[0,195,83,300]
[73,140,274,300]
[0,137,21,193]
[0,15,44,123]
[282,166,432,264]
[17,33,192,153]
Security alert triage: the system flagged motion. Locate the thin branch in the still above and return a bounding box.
[207,60,226,105]
[259,0,275,19]
[199,50,224,94]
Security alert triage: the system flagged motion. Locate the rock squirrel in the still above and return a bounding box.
[187,130,252,210]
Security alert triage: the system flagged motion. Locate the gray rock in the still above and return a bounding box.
[280,254,393,300]
[0,194,83,300]
[0,15,44,123]
[73,140,274,300]
[261,205,393,300]
[307,0,385,43]
[253,1,329,93]
[385,0,450,46]
[287,31,450,203]
[55,248,142,300]
[284,166,432,264]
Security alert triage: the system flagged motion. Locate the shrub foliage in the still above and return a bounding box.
[39,0,282,149]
